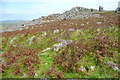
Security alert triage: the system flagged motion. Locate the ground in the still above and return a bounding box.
[1,12,120,78]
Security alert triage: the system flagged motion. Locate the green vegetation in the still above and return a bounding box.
[1,13,119,78]
[1,25,119,78]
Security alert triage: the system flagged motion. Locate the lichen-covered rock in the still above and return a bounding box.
[10,37,16,44]
[77,66,87,72]
[29,36,36,44]
[107,62,120,72]
[52,40,73,51]
[53,29,59,34]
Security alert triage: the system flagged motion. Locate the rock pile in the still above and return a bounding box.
[22,6,99,27]
[2,6,103,32]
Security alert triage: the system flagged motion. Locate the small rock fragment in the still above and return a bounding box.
[42,32,47,37]
[53,29,59,34]
[96,22,101,24]
[78,66,87,72]
[10,37,16,44]
[42,48,51,52]
[34,73,38,77]
[107,62,120,72]
[29,36,36,44]
[80,24,85,26]
[90,66,95,71]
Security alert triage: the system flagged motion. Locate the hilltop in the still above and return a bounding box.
[1,6,120,78]
[22,6,98,26]
[1,6,100,32]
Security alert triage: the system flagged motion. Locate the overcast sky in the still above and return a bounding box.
[0,0,119,21]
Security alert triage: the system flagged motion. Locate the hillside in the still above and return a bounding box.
[0,20,30,32]
[1,6,120,78]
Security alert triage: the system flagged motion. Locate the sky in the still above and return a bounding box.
[0,0,119,21]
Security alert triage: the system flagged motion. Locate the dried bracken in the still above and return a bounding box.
[2,46,40,77]
[43,67,64,78]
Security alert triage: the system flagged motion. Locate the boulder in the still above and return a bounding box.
[53,29,59,34]
[107,62,120,72]
[29,36,36,44]
[99,6,103,12]
[52,40,73,51]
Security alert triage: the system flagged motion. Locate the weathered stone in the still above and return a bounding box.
[96,22,102,25]
[42,48,51,52]
[3,6,100,32]
[68,28,75,31]
[107,62,120,72]
[34,73,38,77]
[42,32,47,37]
[86,22,89,24]
[10,37,16,44]
[53,29,59,34]
[80,24,85,26]
[78,66,87,72]
[99,6,103,12]
[40,78,48,80]
[52,40,73,51]
[90,66,95,71]
[29,36,36,44]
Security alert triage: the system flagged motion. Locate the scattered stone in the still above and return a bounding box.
[19,28,24,30]
[80,24,85,26]
[96,22,101,25]
[68,28,75,31]
[41,53,47,55]
[34,73,38,77]
[10,37,16,44]
[13,45,17,47]
[42,48,51,52]
[107,62,120,72]
[45,63,48,65]
[53,29,59,34]
[42,32,47,37]
[2,6,101,33]
[86,22,89,24]
[78,66,87,72]
[0,59,6,67]
[76,29,81,31]
[29,36,36,44]
[25,27,29,29]
[90,66,95,71]
[40,78,48,80]
[52,40,73,51]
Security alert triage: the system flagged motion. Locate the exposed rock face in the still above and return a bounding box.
[2,6,101,32]
[22,6,99,27]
